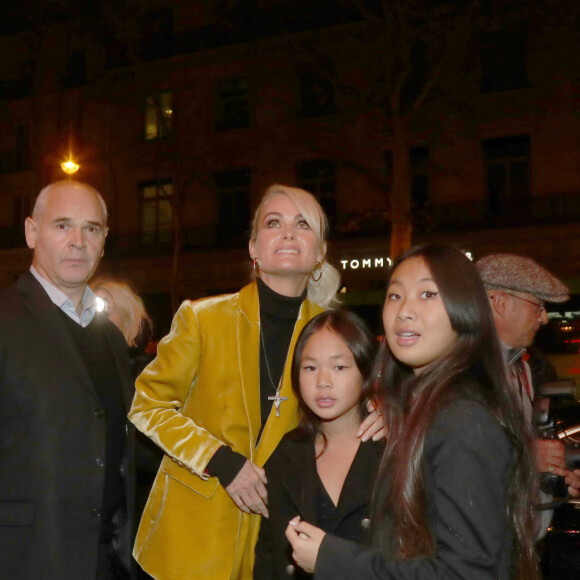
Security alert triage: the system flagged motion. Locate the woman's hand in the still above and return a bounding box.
[225,459,269,517]
[285,516,325,573]
[357,400,386,441]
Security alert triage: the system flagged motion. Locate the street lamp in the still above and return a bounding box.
[61,157,80,175]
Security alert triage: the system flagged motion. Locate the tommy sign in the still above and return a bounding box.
[340,257,392,270]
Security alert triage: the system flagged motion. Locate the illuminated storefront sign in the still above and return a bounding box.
[340,257,392,270]
[339,251,473,271]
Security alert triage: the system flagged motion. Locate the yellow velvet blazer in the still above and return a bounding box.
[129,282,324,579]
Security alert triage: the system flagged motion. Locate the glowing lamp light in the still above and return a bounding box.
[61,158,80,175]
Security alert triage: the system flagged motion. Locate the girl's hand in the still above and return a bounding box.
[357,400,386,441]
[285,516,325,573]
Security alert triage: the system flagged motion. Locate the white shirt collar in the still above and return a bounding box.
[30,266,98,327]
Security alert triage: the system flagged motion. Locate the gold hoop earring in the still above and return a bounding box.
[252,257,260,277]
[311,261,323,282]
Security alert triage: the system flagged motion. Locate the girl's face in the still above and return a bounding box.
[249,195,323,289]
[383,256,457,376]
[299,327,363,430]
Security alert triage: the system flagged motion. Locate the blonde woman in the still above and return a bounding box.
[128,185,384,579]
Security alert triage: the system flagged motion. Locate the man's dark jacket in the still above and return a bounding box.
[0,273,135,579]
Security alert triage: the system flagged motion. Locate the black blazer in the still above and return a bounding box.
[315,393,515,580]
[0,273,135,579]
[254,431,383,579]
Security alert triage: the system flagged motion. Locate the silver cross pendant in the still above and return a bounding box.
[268,391,288,417]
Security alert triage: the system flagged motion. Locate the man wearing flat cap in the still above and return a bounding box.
[476,253,580,510]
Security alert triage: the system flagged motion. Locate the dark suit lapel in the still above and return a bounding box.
[334,440,383,524]
[18,272,99,400]
[97,315,134,411]
[279,438,319,524]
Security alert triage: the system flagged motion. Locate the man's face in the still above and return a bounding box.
[25,183,108,299]
[498,291,548,348]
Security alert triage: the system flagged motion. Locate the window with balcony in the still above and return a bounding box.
[214,77,250,131]
[140,180,173,244]
[12,195,30,226]
[0,124,28,175]
[410,146,430,208]
[144,92,173,140]
[140,8,173,61]
[483,135,530,224]
[215,168,251,245]
[64,50,87,89]
[297,159,337,222]
[299,74,335,118]
[480,30,529,93]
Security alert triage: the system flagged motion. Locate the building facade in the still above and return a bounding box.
[1,1,579,336]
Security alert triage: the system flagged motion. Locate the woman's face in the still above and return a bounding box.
[299,327,363,430]
[382,256,457,375]
[249,195,323,294]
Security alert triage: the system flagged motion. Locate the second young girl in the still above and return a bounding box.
[253,310,382,579]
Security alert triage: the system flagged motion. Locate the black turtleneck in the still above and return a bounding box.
[206,279,306,487]
[257,278,305,425]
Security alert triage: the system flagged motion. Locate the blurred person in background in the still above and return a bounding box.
[91,277,160,580]
[91,277,154,378]
[476,254,580,534]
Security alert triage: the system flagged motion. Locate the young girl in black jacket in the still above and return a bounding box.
[254,309,382,578]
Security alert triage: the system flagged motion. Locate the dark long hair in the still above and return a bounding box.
[290,309,378,441]
[373,245,538,579]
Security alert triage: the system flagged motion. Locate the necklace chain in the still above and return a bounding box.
[260,328,288,417]
[260,329,279,393]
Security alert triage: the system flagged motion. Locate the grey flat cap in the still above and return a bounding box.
[475,253,569,303]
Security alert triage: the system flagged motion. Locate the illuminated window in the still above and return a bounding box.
[144,92,173,140]
[214,77,249,130]
[140,180,173,244]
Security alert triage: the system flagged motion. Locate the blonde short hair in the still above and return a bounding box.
[90,277,151,347]
[250,184,340,309]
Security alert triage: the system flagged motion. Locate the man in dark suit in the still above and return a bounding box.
[0,180,135,579]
